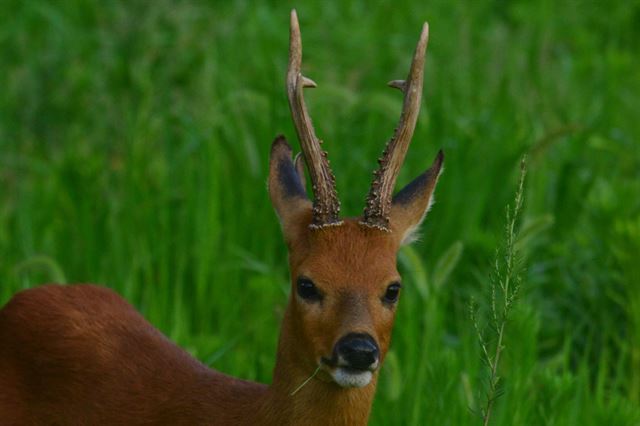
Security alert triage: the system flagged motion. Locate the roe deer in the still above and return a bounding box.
[0,10,443,426]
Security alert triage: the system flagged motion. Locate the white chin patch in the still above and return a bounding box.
[331,368,373,388]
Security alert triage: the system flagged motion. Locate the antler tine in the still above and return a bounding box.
[287,9,341,228]
[362,23,430,230]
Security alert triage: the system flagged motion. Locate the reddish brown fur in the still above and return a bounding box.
[285,216,401,371]
[266,217,402,424]
[0,220,403,425]
[0,285,266,425]
[0,212,437,425]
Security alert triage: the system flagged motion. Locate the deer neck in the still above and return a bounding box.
[255,308,378,426]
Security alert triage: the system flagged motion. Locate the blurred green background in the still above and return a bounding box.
[1,0,639,424]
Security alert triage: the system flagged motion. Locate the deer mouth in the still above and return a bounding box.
[331,367,373,388]
[320,356,378,388]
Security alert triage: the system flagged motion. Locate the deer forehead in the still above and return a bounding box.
[290,220,400,287]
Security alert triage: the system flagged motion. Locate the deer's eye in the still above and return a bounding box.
[297,277,323,302]
[383,282,402,304]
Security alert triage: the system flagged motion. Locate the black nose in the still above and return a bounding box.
[335,333,380,370]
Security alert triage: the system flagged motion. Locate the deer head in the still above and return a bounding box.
[268,10,443,393]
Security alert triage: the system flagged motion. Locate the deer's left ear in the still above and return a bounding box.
[389,150,444,245]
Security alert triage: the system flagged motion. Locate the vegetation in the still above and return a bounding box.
[1,1,638,424]
[471,158,526,425]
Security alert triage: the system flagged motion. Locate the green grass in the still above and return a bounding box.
[1,0,639,424]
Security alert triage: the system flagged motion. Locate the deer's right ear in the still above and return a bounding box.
[269,135,313,236]
[389,150,444,245]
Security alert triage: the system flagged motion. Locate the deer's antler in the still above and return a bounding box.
[287,9,341,228]
[362,23,429,231]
